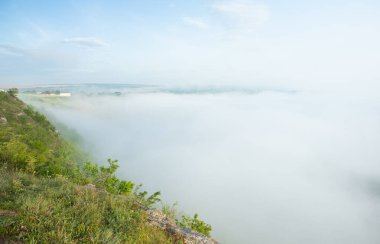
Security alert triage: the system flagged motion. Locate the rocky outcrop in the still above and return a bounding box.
[16,112,25,117]
[147,209,218,244]
[0,116,7,124]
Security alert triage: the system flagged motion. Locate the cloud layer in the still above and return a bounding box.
[63,37,108,47]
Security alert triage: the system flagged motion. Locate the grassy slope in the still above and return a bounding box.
[0,91,174,243]
[0,92,83,177]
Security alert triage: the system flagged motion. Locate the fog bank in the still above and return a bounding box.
[22,89,380,243]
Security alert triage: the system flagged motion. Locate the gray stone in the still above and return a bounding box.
[0,209,17,217]
[0,117,7,124]
[146,209,218,244]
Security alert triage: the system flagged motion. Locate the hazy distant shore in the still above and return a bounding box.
[0,84,76,89]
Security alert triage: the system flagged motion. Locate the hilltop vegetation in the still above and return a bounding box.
[0,89,84,179]
[0,90,212,243]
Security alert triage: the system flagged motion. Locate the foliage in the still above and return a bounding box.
[81,159,161,207]
[136,190,161,207]
[7,88,18,97]
[178,214,212,237]
[82,159,135,196]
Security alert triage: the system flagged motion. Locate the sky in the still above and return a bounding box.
[1,0,380,88]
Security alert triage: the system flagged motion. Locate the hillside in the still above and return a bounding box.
[0,90,216,244]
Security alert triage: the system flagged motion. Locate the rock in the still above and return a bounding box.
[0,117,7,124]
[82,184,108,194]
[83,184,96,190]
[146,209,218,244]
[147,209,177,228]
[0,209,17,217]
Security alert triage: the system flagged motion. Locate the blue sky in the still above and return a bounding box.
[1,0,380,88]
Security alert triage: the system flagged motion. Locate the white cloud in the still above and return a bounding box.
[183,17,209,29]
[213,1,270,30]
[63,37,108,47]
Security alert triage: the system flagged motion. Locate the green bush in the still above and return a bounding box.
[179,213,212,237]
[82,159,135,196]
[7,88,18,97]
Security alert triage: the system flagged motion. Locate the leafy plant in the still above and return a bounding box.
[82,159,135,196]
[134,184,162,208]
[179,213,212,237]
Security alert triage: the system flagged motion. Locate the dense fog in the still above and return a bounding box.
[22,88,380,243]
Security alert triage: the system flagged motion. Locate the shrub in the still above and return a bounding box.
[137,190,161,207]
[7,88,18,97]
[179,213,212,237]
[82,159,135,196]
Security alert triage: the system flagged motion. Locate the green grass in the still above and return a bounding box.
[0,168,173,243]
[0,91,84,178]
